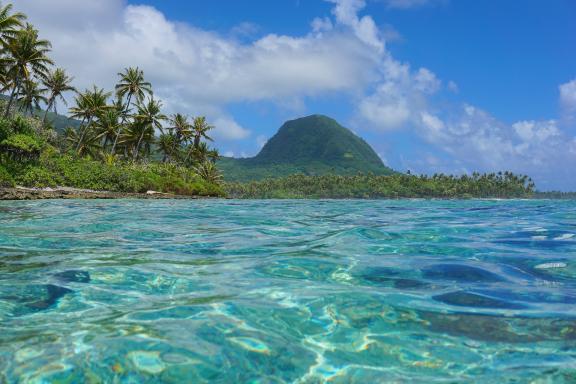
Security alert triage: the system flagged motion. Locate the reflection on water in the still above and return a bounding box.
[0,199,575,383]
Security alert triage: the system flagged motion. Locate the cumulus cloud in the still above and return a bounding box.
[256,135,269,149]
[560,79,576,124]
[327,0,384,53]
[14,0,380,140]
[357,59,440,130]
[413,104,576,189]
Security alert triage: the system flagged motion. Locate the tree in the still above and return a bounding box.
[64,126,101,159]
[191,116,213,149]
[132,98,165,160]
[69,86,111,153]
[168,113,192,145]
[16,78,47,115]
[95,108,121,150]
[157,132,178,163]
[2,23,53,117]
[112,67,152,154]
[0,3,25,44]
[41,67,76,127]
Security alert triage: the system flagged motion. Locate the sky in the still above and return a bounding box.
[13,0,576,190]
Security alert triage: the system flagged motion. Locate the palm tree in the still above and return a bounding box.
[17,78,47,115]
[69,86,111,153]
[194,161,222,184]
[168,113,193,145]
[2,23,53,117]
[157,132,178,163]
[0,4,24,97]
[64,126,102,159]
[191,116,213,149]
[207,147,220,163]
[112,67,152,154]
[132,98,165,160]
[95,108,121,150]
[41,68,76,126]
[0,3,25,44]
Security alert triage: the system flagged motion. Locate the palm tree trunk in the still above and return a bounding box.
[42,97,55,127]
[76,116,92,153]
[4,76,21,118]
[133,129,146,161]
[111,94,132,155]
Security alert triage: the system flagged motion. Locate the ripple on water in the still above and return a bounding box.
[0,199,575,383]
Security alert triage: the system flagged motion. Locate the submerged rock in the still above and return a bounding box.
[423,264,503,283]
[420,309,576,343]
[26,284,73,311]
[54,270,91,283]
[433,291,526,309]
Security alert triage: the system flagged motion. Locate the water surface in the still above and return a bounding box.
[0,199,575,383]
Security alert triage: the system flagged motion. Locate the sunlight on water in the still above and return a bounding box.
[0,199,575,383]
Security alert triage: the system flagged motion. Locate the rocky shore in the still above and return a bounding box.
[0,187,202,200]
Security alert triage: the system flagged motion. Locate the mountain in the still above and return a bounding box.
[218,114,395,181]
[0,95,80,133]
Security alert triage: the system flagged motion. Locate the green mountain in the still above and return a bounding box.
[0,95,80,133]
[219,114,395,181]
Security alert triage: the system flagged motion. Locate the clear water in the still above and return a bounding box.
[0,199,575,383]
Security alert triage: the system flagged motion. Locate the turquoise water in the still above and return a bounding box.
[0,199,575,383]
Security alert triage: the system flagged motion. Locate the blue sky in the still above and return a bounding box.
[15,0,576,190]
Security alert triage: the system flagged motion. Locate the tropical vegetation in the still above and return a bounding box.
[0,3,224,196]
[225,172,536,199]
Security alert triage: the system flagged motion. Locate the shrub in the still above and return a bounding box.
[0,134,42,161]
[0,165,15,188]
[15,166,62,188]
[0,118,12,142]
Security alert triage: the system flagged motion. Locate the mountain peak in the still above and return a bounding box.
[219,115,395,181]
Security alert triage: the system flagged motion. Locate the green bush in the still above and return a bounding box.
[0,165,15,188]
[0,118,12,142]
[15,166,62,188]
[10,115,35,136]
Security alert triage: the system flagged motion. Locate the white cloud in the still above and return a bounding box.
[412,104,576,188]
[327,0,384,53]
[560,79,576,122]
[256,135,268,149]
[212,117,251,141]
[356,58,439,130]
[513,120,560,142]
[14,0,381,140]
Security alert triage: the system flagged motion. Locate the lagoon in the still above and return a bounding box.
[0,199,575,383]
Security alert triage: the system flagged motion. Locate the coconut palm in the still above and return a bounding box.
[64,126,102,159]
[16,78,47,115]
[168,113,193,145]
[112,67,152,154]
[191,116,213,149]
[2,23,53,117]
[41,67,76,126]
[194,160,222,184]
[69,86,111,153]
[132,98,165,160]
[0,3,25,45]
[157,132,178,163]
[207,147,220,163]
[95,108,121,150]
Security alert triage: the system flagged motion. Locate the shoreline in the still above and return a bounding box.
[0,187,206,200]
